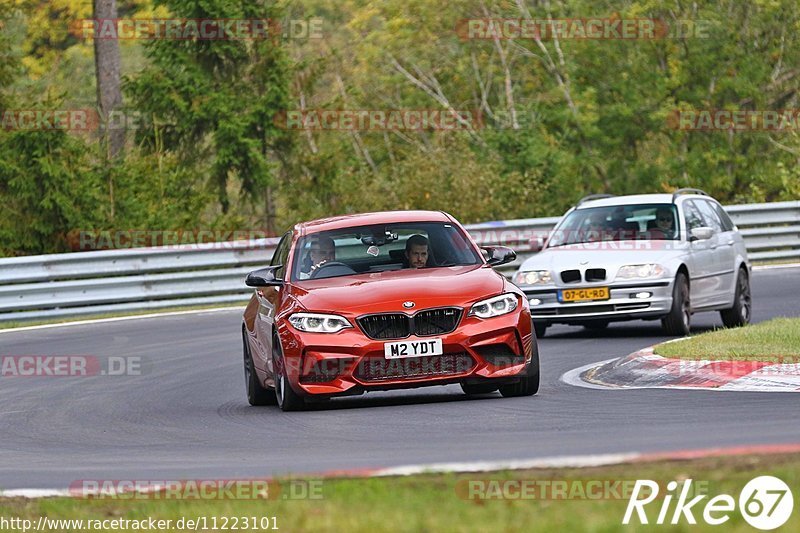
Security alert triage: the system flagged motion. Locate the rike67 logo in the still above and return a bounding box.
[623,476,794,530]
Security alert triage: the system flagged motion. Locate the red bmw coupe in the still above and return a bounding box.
[242,210,539,410]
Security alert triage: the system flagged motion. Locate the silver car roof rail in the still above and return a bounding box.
[576,193,615,207]
[672,188,709,202]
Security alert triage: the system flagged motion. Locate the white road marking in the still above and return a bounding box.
[0,306,244,334]
[370,453,642,476]
[752,263,800,271]
[0,489,71,498]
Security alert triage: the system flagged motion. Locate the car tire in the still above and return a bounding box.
[460,382,499,395]
[533,322,547,338]
[662,272,691,336]
[720,268,752,328]
[272,335,306,412]
[583,320,609,330]
[499,340,540,398]
[243,329,276,406]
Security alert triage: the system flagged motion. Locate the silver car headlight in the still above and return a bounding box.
[289,313,352,333]
[617,264,665,279]
[469,293,519,319]
[514,270,552,285]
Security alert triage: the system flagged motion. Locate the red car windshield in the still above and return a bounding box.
[292,222,481,281]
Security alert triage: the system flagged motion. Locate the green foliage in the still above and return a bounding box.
[281,134,540,224]
[2,0,800,255]
[125,0,292,214]
[0,128,102,254]
[0,3,22,109]
[287,0,800,223]
[104,150,215,232]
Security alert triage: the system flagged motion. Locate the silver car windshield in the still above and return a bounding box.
[547,204,680,248]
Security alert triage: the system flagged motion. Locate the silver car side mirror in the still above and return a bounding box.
[690,227,714,241]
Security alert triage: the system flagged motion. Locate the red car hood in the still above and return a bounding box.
[291,265,506,316]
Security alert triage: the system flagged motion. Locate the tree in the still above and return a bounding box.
[93,0,125,160]
[0,128,103,255]
[93,0,125,223]
[126,0,292,232]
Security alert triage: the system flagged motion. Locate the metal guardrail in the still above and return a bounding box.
[0,202,797,323]
[0,240,279,322]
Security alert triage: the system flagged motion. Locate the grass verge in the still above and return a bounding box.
[1,453,799,532]
[654,317,800,361]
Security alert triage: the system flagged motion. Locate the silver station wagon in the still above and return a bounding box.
[513,190,752,337]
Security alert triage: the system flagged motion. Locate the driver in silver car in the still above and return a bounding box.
[654,206,676,238]
[298,235,336,279]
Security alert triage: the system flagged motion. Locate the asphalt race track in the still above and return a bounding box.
[1,266,799,490]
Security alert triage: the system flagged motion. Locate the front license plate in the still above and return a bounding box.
[559,287,610,302]
[384,339,444,359]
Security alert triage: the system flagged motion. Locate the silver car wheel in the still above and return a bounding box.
[739,275,752,323]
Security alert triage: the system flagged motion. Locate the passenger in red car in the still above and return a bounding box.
[405,234,429,268]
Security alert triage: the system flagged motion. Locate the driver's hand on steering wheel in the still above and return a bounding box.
[310,260,328,272]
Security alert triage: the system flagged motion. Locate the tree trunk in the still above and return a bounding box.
[93,0,124,165]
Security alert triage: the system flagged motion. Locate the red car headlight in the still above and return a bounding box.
[468,293,519,319]
[289,313,352,333]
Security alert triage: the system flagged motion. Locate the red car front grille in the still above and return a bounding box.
[357,308,462,340]
[353,353,475,382]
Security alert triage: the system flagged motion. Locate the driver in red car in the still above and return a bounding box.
[405,234,430,268]
[298,235,336,279]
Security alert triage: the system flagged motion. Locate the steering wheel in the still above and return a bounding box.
[308,261,356,279]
